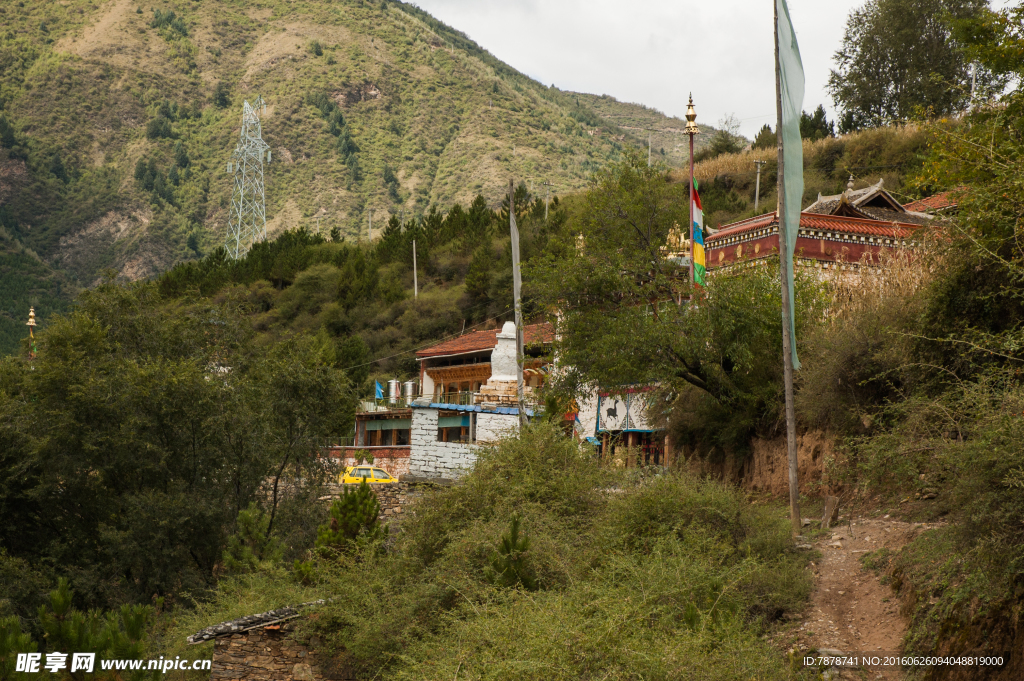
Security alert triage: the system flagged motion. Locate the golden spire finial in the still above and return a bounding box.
[684,94,699,135]
[26,307,36,328]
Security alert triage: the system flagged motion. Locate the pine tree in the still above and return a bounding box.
[0,616,37,680]
[173,140,189,168]
[315,480,386,554]
[223,502,284,573]
[465,247,492,302]
[485,514,537,590]
[752,124,776,150]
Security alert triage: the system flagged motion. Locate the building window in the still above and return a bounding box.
[395,429,410,446]
[436,413,474,443]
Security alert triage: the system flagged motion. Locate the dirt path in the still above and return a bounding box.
[784,516,942,680]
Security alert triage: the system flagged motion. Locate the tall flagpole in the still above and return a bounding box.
[684,95,699,286]
[775,0,802,535]
[509,179,527,428]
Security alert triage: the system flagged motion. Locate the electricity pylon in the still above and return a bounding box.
[225,97,271,259]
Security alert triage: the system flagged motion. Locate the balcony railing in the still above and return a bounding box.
[360,391,479,411]
[359,390,541,413]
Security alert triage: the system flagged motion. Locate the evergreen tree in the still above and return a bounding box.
[213,82,231,109]
[484,514,536,590]
[222,503,284,573]
[48,152,68,183]
[799,105,835,141]
[0,114,16,149]
[315,480,385,554]
[465,247,492,303]
[751,124,776,150]
[173,140,189,168]
[0,616,37,680]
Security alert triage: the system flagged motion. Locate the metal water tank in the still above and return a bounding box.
[403,380,418,401]
[387,379,401,405]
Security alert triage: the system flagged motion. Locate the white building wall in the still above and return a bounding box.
[408,407,477,480]
[407,407,522,480]
[475,412,520,443]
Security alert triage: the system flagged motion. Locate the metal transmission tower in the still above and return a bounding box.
[225,97,272,259]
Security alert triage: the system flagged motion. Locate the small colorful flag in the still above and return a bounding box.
[692,182,706,287]
[374,380,384,399]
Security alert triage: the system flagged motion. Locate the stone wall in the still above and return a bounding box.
[211,624,336,681]
[407,407,478,480]
[327,446,411,477]
[325,481,438,523]
[474,411,519,443]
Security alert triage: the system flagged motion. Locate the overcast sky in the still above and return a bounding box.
[409,0,1013,139]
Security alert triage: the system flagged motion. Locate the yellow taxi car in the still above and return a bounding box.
[339,466,397,484]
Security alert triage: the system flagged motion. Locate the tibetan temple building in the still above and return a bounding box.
[705,178,942,271]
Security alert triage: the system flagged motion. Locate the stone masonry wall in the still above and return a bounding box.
[211,625,332,681]
[474,412,519,443]
[407,407,478,480]
[325,481,435,524]
[328,447,411,477]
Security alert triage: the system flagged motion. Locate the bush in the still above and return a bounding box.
[315,481,386,555]
[223,503,285,574]
[302,425,812,680]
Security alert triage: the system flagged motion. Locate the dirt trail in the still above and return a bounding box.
[786,516,942,680]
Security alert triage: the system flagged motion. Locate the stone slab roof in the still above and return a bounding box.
[187,601,326,644]
[415,322,554,359]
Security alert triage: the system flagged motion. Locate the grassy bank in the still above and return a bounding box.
[178,426,812,680]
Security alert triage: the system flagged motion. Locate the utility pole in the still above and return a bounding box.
[754,159,767,212]
[412,239,418,299]
[684,95,699,287]
[542,180,552,221]
[648,133,652,167]
[509,178,527,428]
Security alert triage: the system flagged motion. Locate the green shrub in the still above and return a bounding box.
[303,425,811,680]
[223,503,285,574]
[315,481,386,554]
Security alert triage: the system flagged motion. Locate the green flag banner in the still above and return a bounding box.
[776,0,803,370]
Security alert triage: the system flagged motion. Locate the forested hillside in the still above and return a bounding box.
[0,0,713,354]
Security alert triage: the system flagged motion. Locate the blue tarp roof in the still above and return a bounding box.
[420,402,535,417]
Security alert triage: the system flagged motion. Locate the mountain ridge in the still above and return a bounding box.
[0,0,717,353]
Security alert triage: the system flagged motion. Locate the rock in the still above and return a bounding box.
[828,541,844,549]
[292,663,315,681]
[796,543,813,550]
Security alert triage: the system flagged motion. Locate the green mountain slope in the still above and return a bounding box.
[0,0,713,353]
[571,92,719,168]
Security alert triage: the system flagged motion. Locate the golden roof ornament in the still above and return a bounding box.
[26,307,36,328]
[684,94,699,135]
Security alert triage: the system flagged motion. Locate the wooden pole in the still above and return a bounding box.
[509,179,527,428]
[688,131,695,286]
[775,0,802,536]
